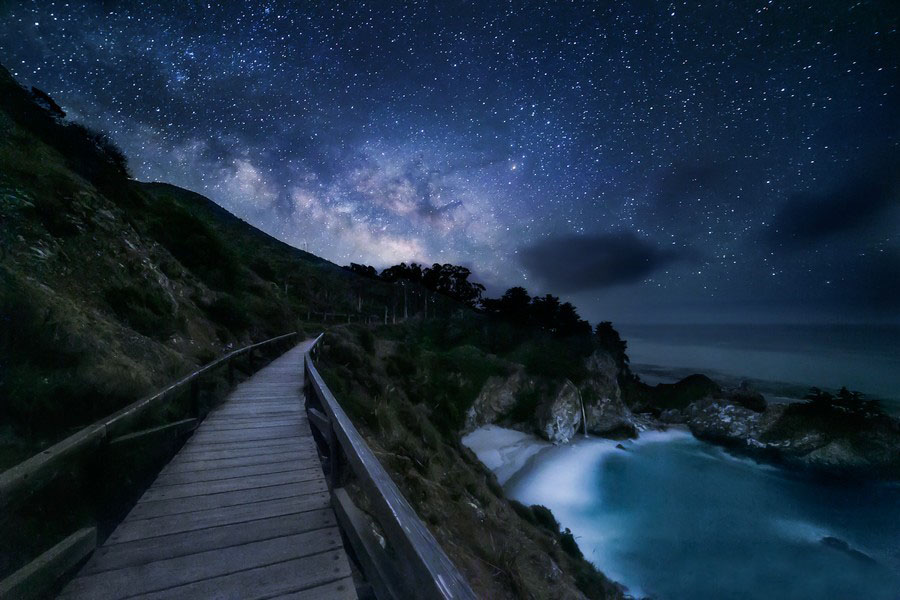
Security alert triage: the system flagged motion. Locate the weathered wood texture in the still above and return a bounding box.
[306,337,477,600]
[0,332,298,514]
[59,341,357,600]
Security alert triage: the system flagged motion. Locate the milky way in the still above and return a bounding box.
[2,1,897,322]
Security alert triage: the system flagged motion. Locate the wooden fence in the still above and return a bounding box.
[0,331,299,599]
[304,334,477,600]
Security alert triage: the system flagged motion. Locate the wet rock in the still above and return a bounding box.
[659,408,686,424]
[536,380,582,444]
[582,351,636,436]
[463,368,529,433]
[722,380,767,412]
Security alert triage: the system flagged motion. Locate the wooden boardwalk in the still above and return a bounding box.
[59,340,357,600]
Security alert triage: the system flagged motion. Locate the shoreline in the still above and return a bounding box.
[462,423,900,600]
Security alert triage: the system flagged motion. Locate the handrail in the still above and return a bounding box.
[0,331,298,513]
[304,334,476,600]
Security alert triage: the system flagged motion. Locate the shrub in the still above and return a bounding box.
[530,504,559,532]
[104,283,174,339]
[203,295,251,333]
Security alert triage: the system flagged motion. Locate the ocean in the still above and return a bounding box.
[618,323,900,415]
[502,431,900,600]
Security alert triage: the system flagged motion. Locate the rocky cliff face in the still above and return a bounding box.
[679,390,900,479]
[536,380,583,444]
[463,368,530,433]
[581,351,635,437]
[464,349,635,444]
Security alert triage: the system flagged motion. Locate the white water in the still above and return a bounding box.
[464,426,900,600]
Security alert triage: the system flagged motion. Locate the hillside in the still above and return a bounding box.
[0,63,426,467]
[0,65,631,598]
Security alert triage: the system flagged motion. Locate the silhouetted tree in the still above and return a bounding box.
[380,262,423,284]
[595,321,629,371]
[344,263,379,279]
[481,286,531,323]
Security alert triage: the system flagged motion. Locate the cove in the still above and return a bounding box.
[497,429,900,599]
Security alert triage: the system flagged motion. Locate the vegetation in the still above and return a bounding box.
[0,63,438,464]
[318,326,624,599]
[0,63,631,596]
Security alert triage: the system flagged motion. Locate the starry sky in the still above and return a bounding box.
[2,1,898,323]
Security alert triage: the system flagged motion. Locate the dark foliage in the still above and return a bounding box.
[104,283,176,339]
[380,262,485,307]
[481,286,592,337]
[203,295,252,333]
[344,263,379,279]
[145,195,240,289]
[595,321,629,373]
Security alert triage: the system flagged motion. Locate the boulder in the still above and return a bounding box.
[659,408,686,424]
[685,397,762,443]
[536,380,582,444]
[722,381,767,412]
[581,351,636,436]
[463,368,529,433]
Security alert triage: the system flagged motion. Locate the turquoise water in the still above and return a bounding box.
[505,431,900,600]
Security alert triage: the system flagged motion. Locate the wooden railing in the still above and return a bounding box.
[304,334,477,600]
[0,331,299,599]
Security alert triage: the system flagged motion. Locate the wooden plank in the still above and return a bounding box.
[81,513,336,575]
[64,528,343,599]
[160,449,315,475]
[139,468,324,502]
[132,550,352,600]
[271,578,358,600]
[0,527,96,600]
[190,422,307,436]
[153,458,300,487]
[181,435,313,451]
[111,497,333,545]
[169,442,312,463]
[131,480,328,520]
[196,420,304,433]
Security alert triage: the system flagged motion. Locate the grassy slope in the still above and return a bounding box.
[0,64,411,466]
[319,324,625,600]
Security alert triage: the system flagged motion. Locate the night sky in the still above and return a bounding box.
[2,1,898,323]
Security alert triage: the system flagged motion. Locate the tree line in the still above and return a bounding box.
[344,262,628,362]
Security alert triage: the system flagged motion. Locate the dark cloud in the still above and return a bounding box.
[769,158,899,245]
[831,249,900,312]
[519,232,685,293]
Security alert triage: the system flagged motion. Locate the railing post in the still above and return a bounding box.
[190,379,200,416]
[227,359,234,386]
[328,424,342,488]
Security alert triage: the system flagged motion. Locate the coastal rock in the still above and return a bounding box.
[685,397,762,443]
[721,381,767,412]
[581,351,636,436]
[536,380,582,444]
[659,408,686,424]
[682,390,900,479]
[463,368,530,433]
[801,440,870,470]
